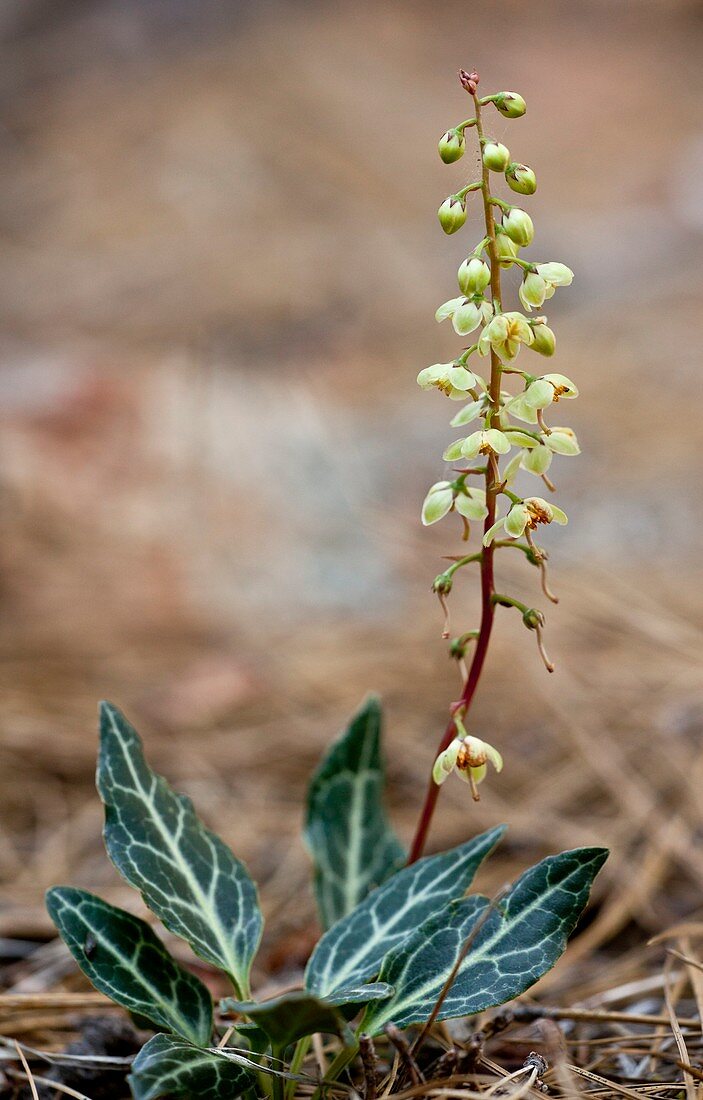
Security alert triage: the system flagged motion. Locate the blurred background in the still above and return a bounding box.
[1,0,703,1000]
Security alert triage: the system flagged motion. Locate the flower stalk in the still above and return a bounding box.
[410,69,577,863]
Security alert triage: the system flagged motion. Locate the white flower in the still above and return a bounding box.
[478,312,534,360]
[519,263,574,312]
[455,428,511,459]
[417,361,484,399]
[483,496,568,544]
[454,486,488,520]
[449,399,484,428]
[436,296,493,336]
[421,481,454,525]
[421,482,487,526]
[507,373,579,423]
[433,735,503,796]
[520,427,580,475]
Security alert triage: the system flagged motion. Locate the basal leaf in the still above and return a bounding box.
[361,846,608,1035]
[46,888,212,1046]
[221,983,393,1047]
[97,702,262,997]
[305,696,405,929]
[128,1035,254,1100]
[223,992,348,1047]
[305,825,505,997]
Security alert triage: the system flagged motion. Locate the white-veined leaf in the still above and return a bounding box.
[305,825,505,997]
[360,846,608,1034]
[46,888,212,1046]
[97,702,262,997]
[304,696,404,929]
[128,1035,255,1100]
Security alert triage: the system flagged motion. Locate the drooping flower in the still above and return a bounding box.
[436,295,493,336]
[444,427,511,460]
[506,373,578,422]
[421,481,455,525]
[449,399,485,428]
[519,262,574,311]
[520,427,581,474]
[421,482,487,526]
[478,311,534,360]
[483,496,568,544]
[433,734,503,798]
[417,361,485,399]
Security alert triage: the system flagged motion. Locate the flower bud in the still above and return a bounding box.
[519,271,548,310]
[529,322,556,356]
[494,92,527,119]
[438,128,465,164]
[505,162,537,196]
[482,141,510,172]
[522,607,545,631]
[457,257,490,295]
[494,229,518,267]
[438,195,467,235]
[502,207,534,247]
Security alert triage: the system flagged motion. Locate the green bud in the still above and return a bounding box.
[482,141,510,172]
[522,607,544,630]
[433,572,453,595]
[495,92,527,119]
[529,322,556,356]
[505,162,537,195]
[502,207,534,247]
[494,227,518,267]
[438,129,466,164]
[457,257,491,295]
[438,195,467,235]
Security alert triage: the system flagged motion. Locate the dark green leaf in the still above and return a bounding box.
[221,983,393,1046]
[305,826,505,997]
[46,888,212,1046]
[97,702,262,996]
[304,696,405,929]
[128,1035,255,1100]
[361,846,608,1035]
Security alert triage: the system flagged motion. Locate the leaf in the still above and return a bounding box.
[361,846,608,1035]
[305,825,505,997]
[221,984,394,1047]
[45,888,213,1046]
[304,696,405,930]
[128,1035,255,1100]
[97,702,262,997]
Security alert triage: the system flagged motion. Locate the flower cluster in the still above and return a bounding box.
[423,71,580,798]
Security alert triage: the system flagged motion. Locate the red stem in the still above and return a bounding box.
[408,84,502,864]
[407,521,496,863]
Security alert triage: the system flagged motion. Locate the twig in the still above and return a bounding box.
[14,1041,39,1100]
[384,1024,423,1086]
[511,1003,701,1028]
[359,1034,378,1100]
